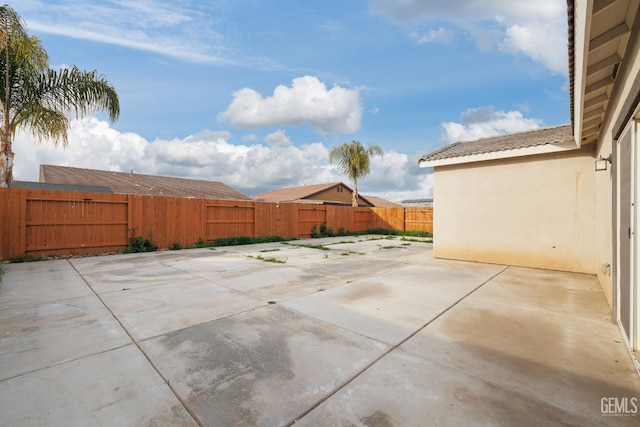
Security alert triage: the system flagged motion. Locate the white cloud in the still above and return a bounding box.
[218,76,362,135]
[441,106,542,144]
[12,117,431,200]
[371,0,567,75]
[501,22,567,75]
[20,0,284,69]
[411,27,455,45]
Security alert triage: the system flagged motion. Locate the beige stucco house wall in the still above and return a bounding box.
[590,7,640,307]
[433,145,597,274]
[422,0,640,354]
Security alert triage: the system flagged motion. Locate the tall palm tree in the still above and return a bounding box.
[329,140,383,207]
[0,5,119,187]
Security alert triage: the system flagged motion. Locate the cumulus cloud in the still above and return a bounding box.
[218,76,363,135]
[410,27,455,45]
[371,0,567,75]
[12,117,431,200]
[441,106,542,144]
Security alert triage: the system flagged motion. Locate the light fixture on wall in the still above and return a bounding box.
[595,154,612,171]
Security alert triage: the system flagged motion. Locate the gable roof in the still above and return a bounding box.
[252,182,373,206]
[363,195,403,207]
[39,165,251,200]
[419,124,575,167]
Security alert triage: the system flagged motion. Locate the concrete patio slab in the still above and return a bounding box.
[140,304,388,426]
[282,260,506,345]
[1,236,639,426]
[0,260,94,308]
[401,266,640,424]
[97,277,265,340]
[0,294,131,381]
[0,345,197,427]
[297,348,599,427]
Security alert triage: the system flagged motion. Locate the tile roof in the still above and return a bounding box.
[252,182,343,203]
[252,182,374,206]
[39,165,252,200]
[363,195,403,207]
[419,124,573,163]
[10,181,114,193]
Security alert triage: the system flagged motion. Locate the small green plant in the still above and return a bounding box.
[9,254,46,263]
[323,253,329,259]
[0,265,4,283]
[189,238,214,248]
[259,248,281,253]
[378,244,405,250]
[310,223,335,238]
[325,240,355,246]
[340,250,363,256]
[169,241,183,250]
[252,254,287,264]
[400,237,432,243]
[337,226,348,236]
[122,232,158,254]
[213,235,288,246]
[297,243,330,251]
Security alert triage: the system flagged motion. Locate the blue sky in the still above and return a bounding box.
[13,0,569,201]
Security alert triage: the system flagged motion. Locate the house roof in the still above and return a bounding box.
[39,165,252,200]
[419,124,574,166]
[362,195,403,207]
[568,0,639,146]
[252,182,373,206]
[10,181,114,193]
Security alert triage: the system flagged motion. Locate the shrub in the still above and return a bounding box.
[122,235,158,254]
[169,241,182,250]
[310,223,335,238]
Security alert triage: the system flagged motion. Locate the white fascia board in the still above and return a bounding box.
[573,0,593,148]
[418,141,581,168]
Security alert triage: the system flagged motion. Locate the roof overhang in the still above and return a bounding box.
[571,0,638,146]
[419,140,579,168]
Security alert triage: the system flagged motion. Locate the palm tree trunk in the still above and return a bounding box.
[0,148,13,187]
[352,177,358,207]
[0,105,11,187]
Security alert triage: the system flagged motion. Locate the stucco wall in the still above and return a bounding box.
[433,145,597,274]
[594,18,640,307]
[307,185,372,206]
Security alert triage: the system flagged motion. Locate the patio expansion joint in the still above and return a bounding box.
[0,342,134,383]
[286,264,512,426]
[67,259,206,427]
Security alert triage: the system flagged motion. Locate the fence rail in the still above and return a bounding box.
[0,188,433,260]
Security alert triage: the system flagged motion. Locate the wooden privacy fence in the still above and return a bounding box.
[0,188,433,260]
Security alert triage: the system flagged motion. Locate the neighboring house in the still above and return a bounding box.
[419,0,640,356]
[363,195,403,207]
[39,165,252,200]
[252,182,374,207]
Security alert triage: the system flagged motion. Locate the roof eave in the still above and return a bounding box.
[419,140,580,168]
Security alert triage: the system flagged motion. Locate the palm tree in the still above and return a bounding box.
[0,5,119,187]
[329,140,383,207]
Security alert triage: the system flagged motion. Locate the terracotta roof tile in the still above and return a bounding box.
[419,124,573,163]
[39,165,251,200]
